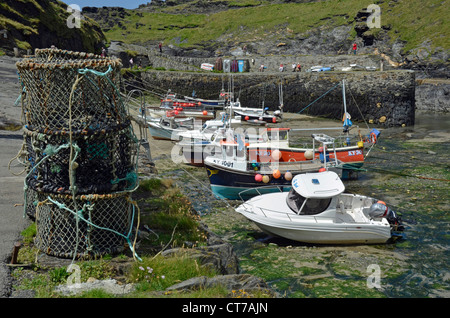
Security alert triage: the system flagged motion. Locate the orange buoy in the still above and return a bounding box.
[273,169,281,179]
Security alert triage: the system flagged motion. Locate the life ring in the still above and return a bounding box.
[370,132,377,144]
[288,158,296,162]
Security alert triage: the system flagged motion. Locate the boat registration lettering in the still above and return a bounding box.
[213,159,233,168]
[221,160,234,168]
[348,150,363,156]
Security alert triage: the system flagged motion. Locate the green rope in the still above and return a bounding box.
[46,196,142,261]
[77,65,130,116]
[296,82,341,114]
[111,171,139,190]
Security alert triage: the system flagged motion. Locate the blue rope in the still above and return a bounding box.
[296,82,342,114]
[46,196,142,261]
[77,65,129,115]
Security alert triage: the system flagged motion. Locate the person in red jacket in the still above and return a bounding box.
[352,43,357,55]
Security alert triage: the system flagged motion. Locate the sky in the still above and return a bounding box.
[60,1,151,10]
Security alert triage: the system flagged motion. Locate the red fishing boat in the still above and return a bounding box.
[246,128,366,175]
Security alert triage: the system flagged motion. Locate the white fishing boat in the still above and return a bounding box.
[226,99,282,124]
[176,113,241,142]
[147,116,194,141]
[235,171,404,244]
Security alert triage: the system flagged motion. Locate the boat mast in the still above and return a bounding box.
[342,79,347,120]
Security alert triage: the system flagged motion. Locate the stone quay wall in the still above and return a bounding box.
[133,70,415,127]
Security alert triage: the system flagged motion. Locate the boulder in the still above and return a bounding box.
[165,274,276,296]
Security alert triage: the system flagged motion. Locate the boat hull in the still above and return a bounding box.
[248,145,364,180]
[248,145,364,166]
[233,110,281,123]
[205,161,330,200]
[236,191,393,244]
[178,142,220,166]
[183,97,225,108]
[244,214,392,244]
[148,108,215,121]
[148,125,181,141]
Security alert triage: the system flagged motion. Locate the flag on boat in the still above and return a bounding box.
[342,112,352,128]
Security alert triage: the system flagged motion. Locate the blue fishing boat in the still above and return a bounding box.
[204,134,342,200]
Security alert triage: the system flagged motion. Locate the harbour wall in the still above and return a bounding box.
[133,70,416,127]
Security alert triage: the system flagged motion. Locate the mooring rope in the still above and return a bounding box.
[296,81,342,114]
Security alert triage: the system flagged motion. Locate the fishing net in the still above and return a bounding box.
[34,191,136,259]
[16,49,141,260]
[16,48,127,133]
[24,180,38,220]
[23,125,139,194]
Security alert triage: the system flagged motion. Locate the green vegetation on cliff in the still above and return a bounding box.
[0,0,105,53]
[102,0,449,55]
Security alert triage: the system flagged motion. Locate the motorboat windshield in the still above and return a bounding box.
[286,187,332,215]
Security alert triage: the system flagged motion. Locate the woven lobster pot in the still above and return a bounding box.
[16,49,126,132]
[23,125,138,195]
[24,179,38,220]
[33,48,105,60]
[34,191,135,259]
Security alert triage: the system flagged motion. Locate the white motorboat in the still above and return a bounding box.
[176,113,241,142]
[235,171,404,244]
[147,116,194,141]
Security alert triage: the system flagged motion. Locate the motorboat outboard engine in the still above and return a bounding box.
[386,209,405,232]
[369,201,404,232]
[368,202,388,219]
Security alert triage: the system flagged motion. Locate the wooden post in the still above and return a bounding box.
[10,242,21,264]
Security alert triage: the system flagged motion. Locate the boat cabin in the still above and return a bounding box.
[219,139,247,160]
[158,117,194,129]
[206,138,248,171]
[260,128,290,145]
[286,171,345,215]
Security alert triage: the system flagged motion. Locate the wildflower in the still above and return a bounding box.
[139,266,144,271]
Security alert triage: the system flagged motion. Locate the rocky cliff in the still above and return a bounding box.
[0,0,106,55]
[83,0,449,78]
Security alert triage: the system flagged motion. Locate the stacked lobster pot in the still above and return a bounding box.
[16,48,140,259]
